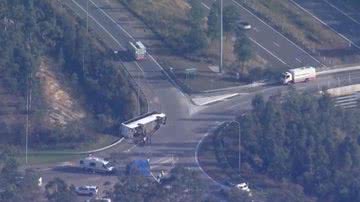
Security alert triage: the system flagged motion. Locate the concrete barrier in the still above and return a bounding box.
[326,84,360,97]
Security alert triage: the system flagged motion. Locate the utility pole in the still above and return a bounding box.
[86,0,89,34]
[238,122,241,174]
[25,72,32,164]
[25,79,29,165]
[220,0,223,73]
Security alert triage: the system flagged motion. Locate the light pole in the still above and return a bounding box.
[86,0,89,34]
[220,0,223,73]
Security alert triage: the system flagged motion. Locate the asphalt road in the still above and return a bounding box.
[202,0,325,68]
[36,0,360,198]
[291,0,360,50]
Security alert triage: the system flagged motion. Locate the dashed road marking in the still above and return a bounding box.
[249,37,289,66]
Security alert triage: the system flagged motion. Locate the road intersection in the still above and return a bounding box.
[36,0,360,194]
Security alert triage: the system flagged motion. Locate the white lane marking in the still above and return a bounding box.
[70,0,124,49]
[88,0,188,98]
[125,145,137,153]
[249,37,289,66]
[289,0,360,50]
[296,58,302,63]
[273,41,280,47]
[202,2,210,10]
[193,93,239,106]
[195,122,228,188]
[231,0,325,67]
[89,0,134,40]
[322,0,360,25]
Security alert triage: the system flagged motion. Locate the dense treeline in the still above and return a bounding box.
[0,0,134,148]
[0,151,42,201]
[226,91,360,201]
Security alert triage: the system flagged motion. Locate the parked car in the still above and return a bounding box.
[237,21,251,30]
[75,185,98,196]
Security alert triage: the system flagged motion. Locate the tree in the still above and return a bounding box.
[0,153,41,202]
[234,31,252,65]
[45,178,76,202]
[112,167,208,202]
[223,91,360,200]
[207,1,220,39]
[113,175,152,202]
[189,0,205,26]
[223,6,240,32]
[186,26,208,51]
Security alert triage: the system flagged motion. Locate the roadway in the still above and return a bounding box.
[37,0,360,196]
[202,0,325,68]
[291,0,360,50]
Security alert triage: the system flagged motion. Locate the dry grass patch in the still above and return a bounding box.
[36,57,86,127]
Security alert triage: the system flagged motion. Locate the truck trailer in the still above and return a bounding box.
[121,111,166,144]
[127,41,146,61]
[282,66,316,84]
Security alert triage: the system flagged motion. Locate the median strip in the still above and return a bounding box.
[192,93,239,106]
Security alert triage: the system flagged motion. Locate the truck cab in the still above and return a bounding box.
[282,72,293,84]
[282,66,316,85]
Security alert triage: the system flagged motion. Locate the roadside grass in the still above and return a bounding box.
[15,135,117,165]
[119,0,190,51]
[239,0,349,64]
[118,0,269,93]
[15,153,85,165]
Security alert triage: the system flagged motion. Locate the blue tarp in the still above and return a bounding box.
[127,159,151,176]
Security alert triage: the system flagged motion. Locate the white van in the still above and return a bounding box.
[79,156,115,173]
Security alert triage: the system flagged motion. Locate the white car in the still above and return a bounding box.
[236,183,251,192]
[238,22,251,30]
[75,185,98,196]
[86,198,111,202]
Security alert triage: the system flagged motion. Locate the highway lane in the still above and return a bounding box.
[41,0,360,192]
[326,0,360,24]
[200,0,287,69]
[202,0,325,68]
[291,0,360,50]
[34,0,196,189]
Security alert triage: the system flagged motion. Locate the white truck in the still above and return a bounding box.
[121,111,167,144]
[79,156,115,173]
[282,66,316,84]
[128,41,146,61]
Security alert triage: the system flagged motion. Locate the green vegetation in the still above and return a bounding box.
[112,167,208,202]
[233,30,253,79]
[45,178,77,202]
[221,91,360,201]
[0,152,42,201]
[241,0,346,52]
[121,0,208,53]
[0,0,134,149]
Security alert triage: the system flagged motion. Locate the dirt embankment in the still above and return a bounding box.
[36,57,86,127]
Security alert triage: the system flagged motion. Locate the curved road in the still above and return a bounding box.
[35,0,360,194]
